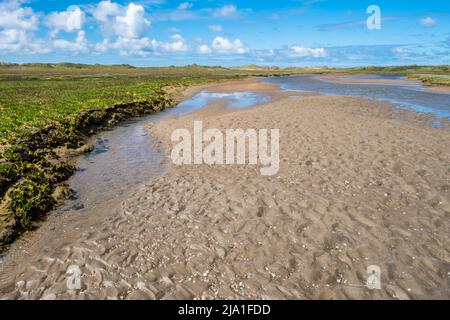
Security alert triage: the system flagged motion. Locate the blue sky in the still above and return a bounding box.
[0,0,449,67]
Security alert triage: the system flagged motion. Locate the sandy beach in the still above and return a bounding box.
[427,86,450,94]
[0,79,449,300]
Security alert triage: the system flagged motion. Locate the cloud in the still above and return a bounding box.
[114,3,150,38]
[197,37,248,55]
[90,0,121,23]
[90,2,189,57]
[392,47,411,58]
[153,3,246,22]
[160,34,189,52]
[419,17,436,27]
[105,34,189,56]
[214,5,237,17]
[94,39,109,53]
[45,5,84,35]
[91,2,150,39]
[53,30,88,52]
[289,46,326,58]
[152,1,198,22]
[211,36,248,54]
[198,44,212,54]
[249,44,438,66]
[0,0,39,30]
[208,25,223,32]
[109,36,153,56]
[0,0,47,54]
[177,2,193,10]
[0,28,49,54]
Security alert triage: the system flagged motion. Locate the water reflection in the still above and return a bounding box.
[264,75,450,119]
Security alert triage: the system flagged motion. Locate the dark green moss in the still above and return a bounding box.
[3,145,31,162]
[9,180,55,229]
[47,162,76,183]
[0,162,18,196]
[23,165,50,185]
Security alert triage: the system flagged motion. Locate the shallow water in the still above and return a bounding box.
[339,74,418,83]
[264,75,450,119]
[61,91,269,211]
[179,91,269,110]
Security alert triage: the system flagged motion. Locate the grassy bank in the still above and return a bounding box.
[0,63,289,142]
[407,74,450,87]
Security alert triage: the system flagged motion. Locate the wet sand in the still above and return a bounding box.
[0,79,449,300]
[427,86,450,94]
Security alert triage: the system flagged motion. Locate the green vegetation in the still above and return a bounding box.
[336,65,450,87]
[407,74,450,87]
[341,64,450,74]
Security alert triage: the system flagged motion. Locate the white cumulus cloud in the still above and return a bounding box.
[106,34,189,56]
[114,3,150,38]
[53,30,88,52]
[91,2,150,39]
[211,36,248,54]
[290,45,326,58]
[0,0,47,54]
[198,44,212,54]
[0,0,39,30]
[91,0,121,23]
[0,28,49,54]
[45,5,84,35]
[160,34,189,52]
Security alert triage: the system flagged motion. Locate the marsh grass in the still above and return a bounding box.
[408,74,450,87]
